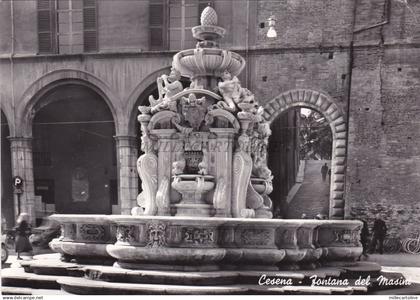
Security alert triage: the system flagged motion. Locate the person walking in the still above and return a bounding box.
[369,215,387,254]
[14,213,33,260]
[358,220,370,260]
[321,163,328,182]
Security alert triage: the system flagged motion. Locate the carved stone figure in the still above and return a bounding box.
[198,144,208,175]
[149,67,184,114]
[217,71,241,112]
[146,223,167,248]
[172,158,186,175]
[217,70,258,113]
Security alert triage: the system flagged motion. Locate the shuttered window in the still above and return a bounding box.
[37,0,57,53]
[149,0,166,50]
[83,0,97,52]
[37,0,97,54]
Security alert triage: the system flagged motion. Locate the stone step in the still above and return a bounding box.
[371,283,420,295]
[1,267,73,290]
[57,277,367,295]
[20,259,85,277]
[58,277,246,295]
[2,259,405,295]
[84,265,345,286]
[1,286,67,295]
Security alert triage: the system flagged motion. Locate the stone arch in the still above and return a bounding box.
[17,69,123,137]
[263,89,347,219]
[125,66,172,136]
[1,105,13,134]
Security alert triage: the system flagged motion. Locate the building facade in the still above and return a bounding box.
[1,0,419,238]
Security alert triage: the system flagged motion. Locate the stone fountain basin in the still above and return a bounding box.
[173,48,246,78]
[49,214,362,270]
[172,174,215,192]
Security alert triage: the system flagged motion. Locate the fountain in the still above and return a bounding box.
[37,6,386,294]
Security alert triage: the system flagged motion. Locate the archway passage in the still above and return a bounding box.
[263,89,347,219]
[32,84,117,221]
[1,111,14,228]
[268,107,333,219]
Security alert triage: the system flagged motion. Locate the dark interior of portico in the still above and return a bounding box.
[32,84,117,223]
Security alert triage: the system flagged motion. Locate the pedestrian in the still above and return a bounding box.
[369,215,387,254]
[358,220,370,260]
[328,169,331,182]
[14,213,33,260]
[321,163,328,182]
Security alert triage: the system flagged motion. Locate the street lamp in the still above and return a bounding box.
[267,16,277,38]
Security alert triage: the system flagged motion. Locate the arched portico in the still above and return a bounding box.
[16,69,123,137]
[9,70,128,221]
[263,89,347,219]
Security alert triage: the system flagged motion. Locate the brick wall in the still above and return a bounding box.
[347,46,420,239]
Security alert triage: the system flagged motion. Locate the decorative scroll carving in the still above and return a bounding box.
[146,223,167,248]
[213,177,227,212]
[148,111,179,131]
[79,224,105,241]
[246,182,264,210]
[156,176,170,215]
[232,151,255,218]
[116,225,136,243]
[205,108,240,130]
[136,153,158,215]
[183,228,215,244]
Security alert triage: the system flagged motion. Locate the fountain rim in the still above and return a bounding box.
[49,214,362,227]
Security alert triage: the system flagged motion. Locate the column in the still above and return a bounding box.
[114,135,138,215]
[8,137,36,225]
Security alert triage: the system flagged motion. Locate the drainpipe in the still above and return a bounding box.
[245,0,250,88]
[9,0,15,135]
[9,0,17,224]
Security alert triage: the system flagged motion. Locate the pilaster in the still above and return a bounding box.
[8,137,36,224]
[114,135,138,215]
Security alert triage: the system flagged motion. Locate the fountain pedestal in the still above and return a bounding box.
[172,174,215,217]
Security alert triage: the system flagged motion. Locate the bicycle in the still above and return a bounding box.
[402,233,420,254]
[383,237,402,253]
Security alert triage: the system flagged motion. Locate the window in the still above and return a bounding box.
[37,0,97,54]
[149,0,210,50]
